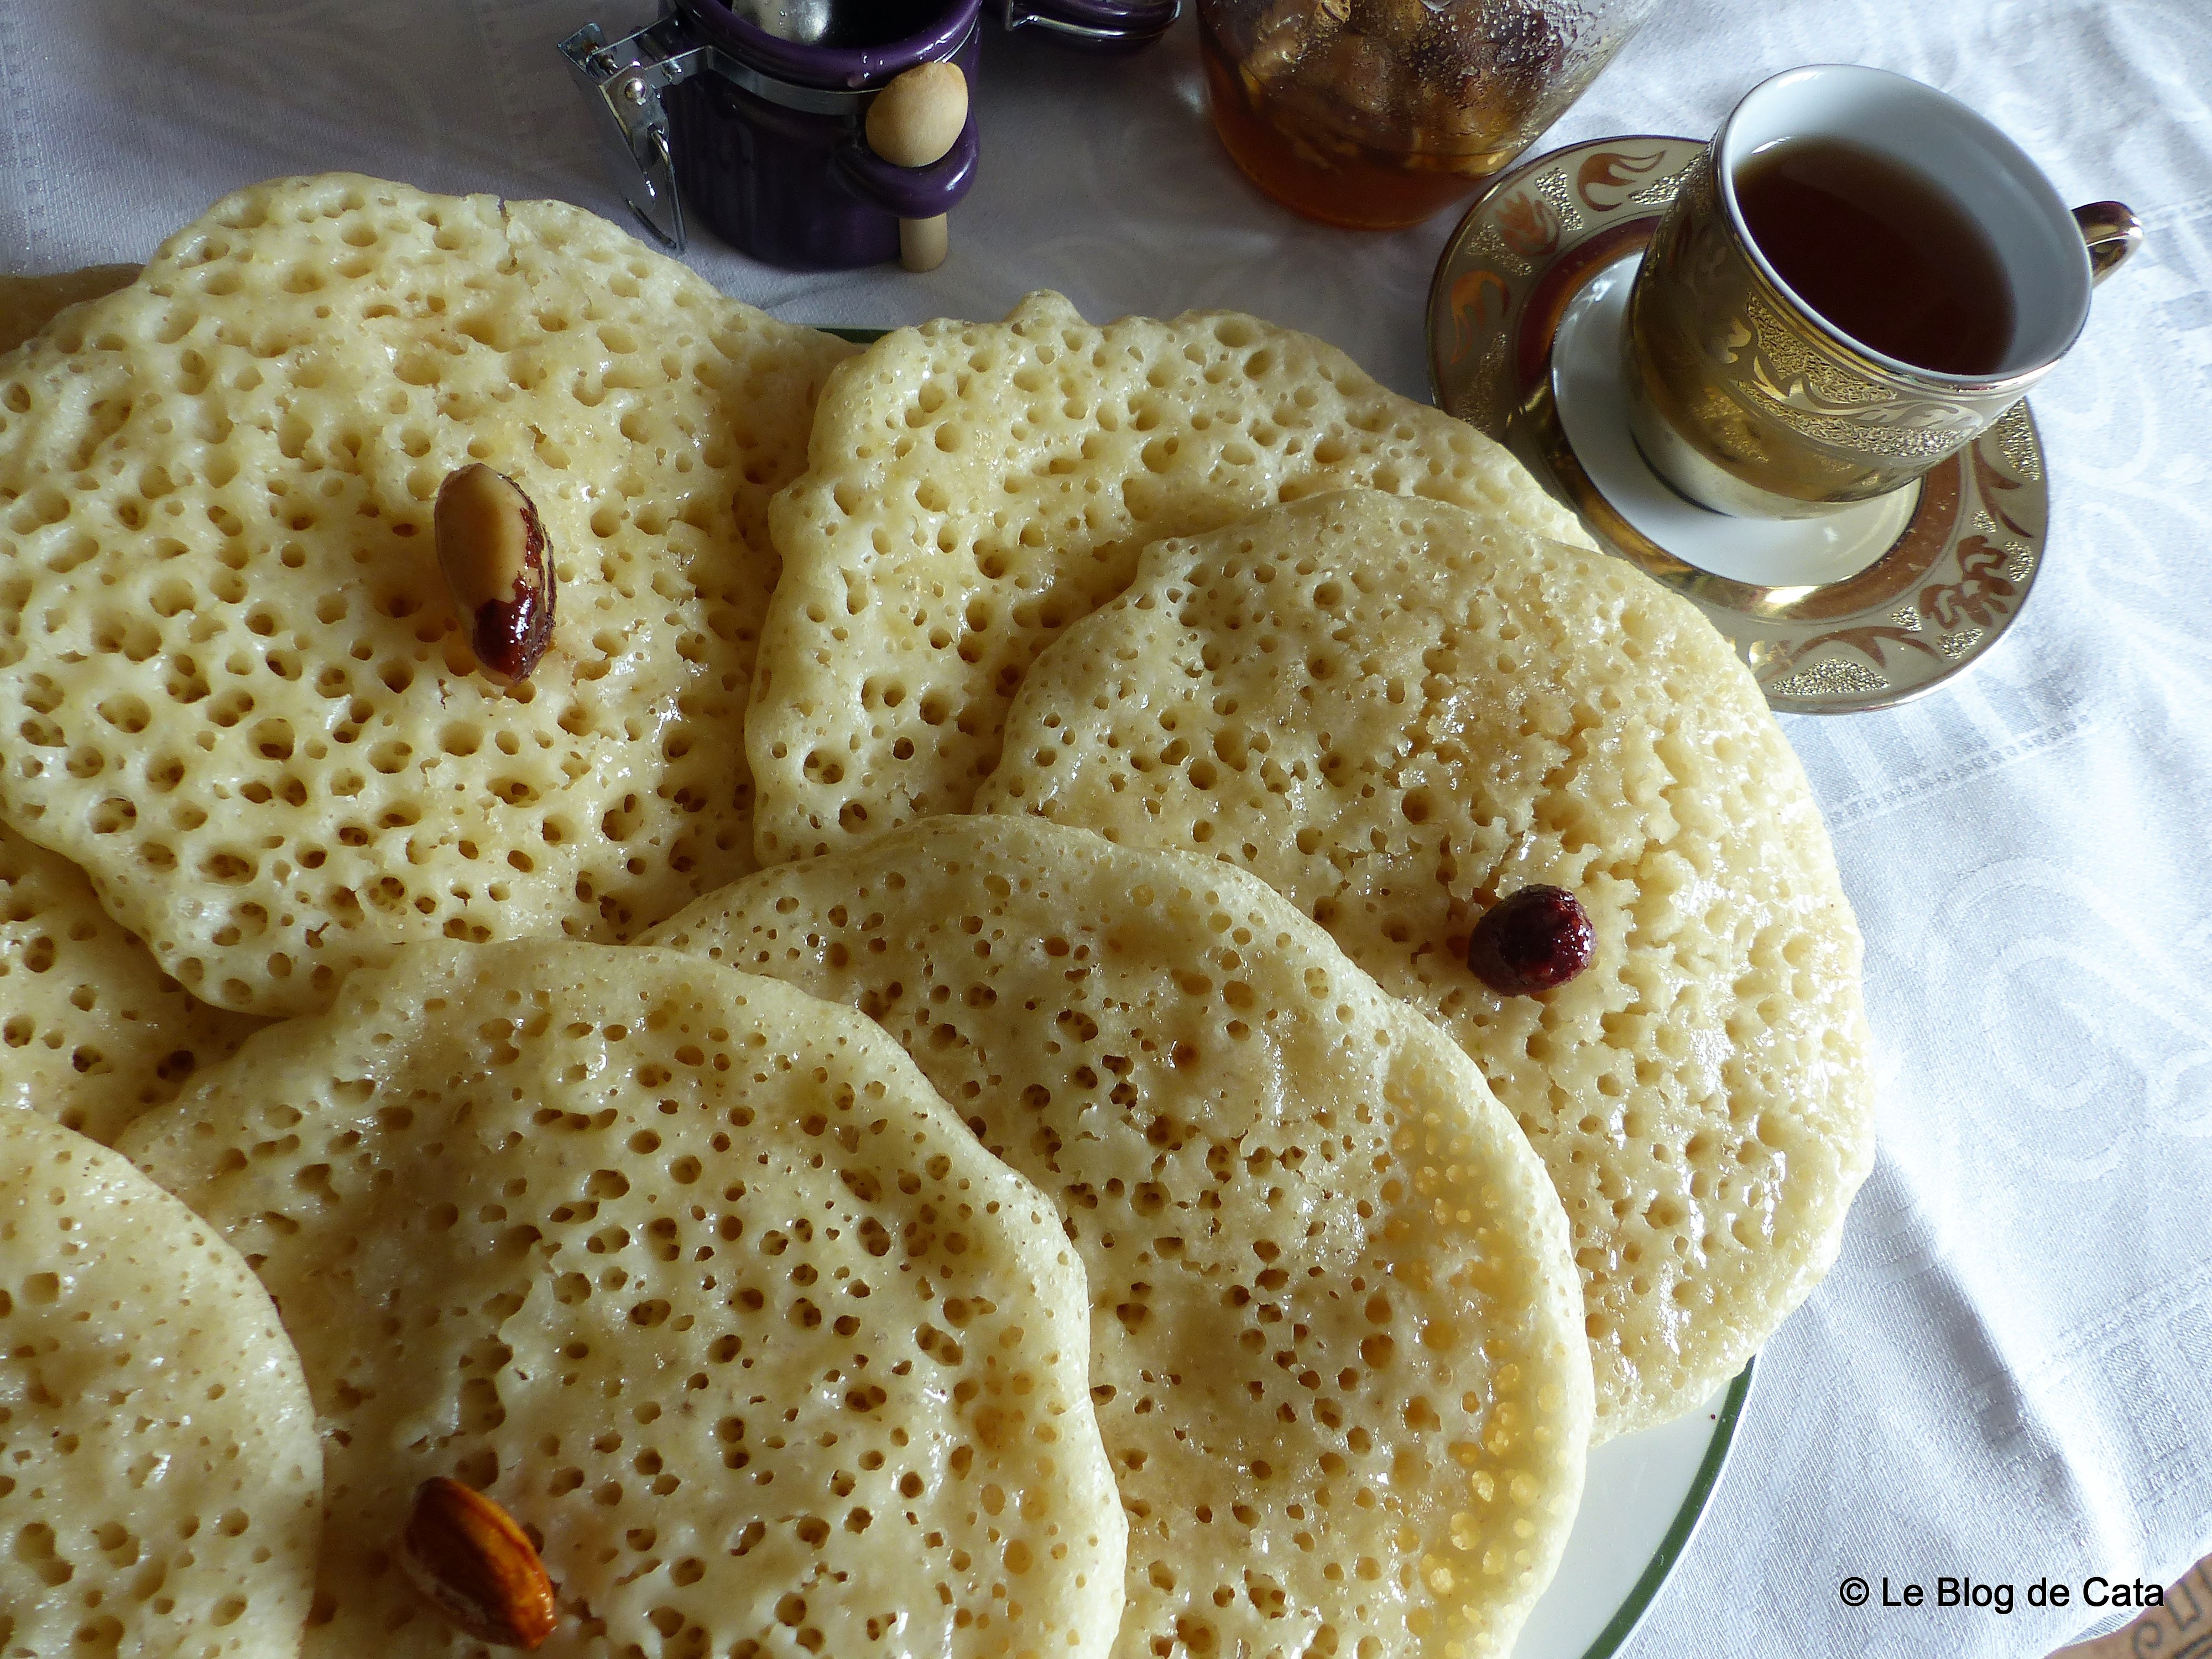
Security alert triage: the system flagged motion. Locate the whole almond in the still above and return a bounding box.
[399,1476,558,1649]
[434,463,556,686]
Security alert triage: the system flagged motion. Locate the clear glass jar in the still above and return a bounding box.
[1198,0,1657,229]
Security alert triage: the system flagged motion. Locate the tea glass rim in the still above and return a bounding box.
[1711,62,2093,394]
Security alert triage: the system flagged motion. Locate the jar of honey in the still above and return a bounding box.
[1198,0,1656,230]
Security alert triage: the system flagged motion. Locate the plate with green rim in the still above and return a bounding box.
[807,313,1752,1658]
[1519,1361,1755,1657]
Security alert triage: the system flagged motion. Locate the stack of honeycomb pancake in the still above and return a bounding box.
[0,178,1870,1658]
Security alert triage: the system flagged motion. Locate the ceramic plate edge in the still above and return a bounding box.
[1572,1359,1755,1659]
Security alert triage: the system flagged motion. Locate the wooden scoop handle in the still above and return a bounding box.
[865,61,968,273]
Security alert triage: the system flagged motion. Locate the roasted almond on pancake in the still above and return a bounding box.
[642,815,1592,1659]
[0,823,265,1142]
[0,1107,321,1656]
[0,174,853,1016]
[747,291,1593,865]
[978,490,1877,1438]
[119,939,1125,1659]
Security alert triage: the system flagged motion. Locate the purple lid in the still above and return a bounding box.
[1004,0,1180,52]
[679,0,982,90]
[1015,0,1177,35]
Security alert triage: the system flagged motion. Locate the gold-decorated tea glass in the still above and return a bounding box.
[1624,64,2139,519]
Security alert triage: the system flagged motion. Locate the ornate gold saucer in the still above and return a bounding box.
[1426,134,2048,714]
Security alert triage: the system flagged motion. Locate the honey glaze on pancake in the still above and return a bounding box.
[977,491,1876,1438]
[0,822,267,1145]
[118,939,1125,1659]
[0,174,853,1017]
[0,1109,321,1654]
[643,815,1593,1659]
[747,290,1595,867]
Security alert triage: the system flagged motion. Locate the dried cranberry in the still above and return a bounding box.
[1466,885,1594,995]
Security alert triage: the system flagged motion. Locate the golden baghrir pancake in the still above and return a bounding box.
[0,158,1879,1653]
[641,815,1592,1659]
[118,939,1125,1659]
[0,174,852,1017]
[747,290,1594,865]
[977,490,1877,1437]
[0,1107,322,1657]
[0,821,265,1143]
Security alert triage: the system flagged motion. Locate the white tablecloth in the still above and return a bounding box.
[7,1,2207,1653]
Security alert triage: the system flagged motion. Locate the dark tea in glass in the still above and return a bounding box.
[1732,137,2016,377]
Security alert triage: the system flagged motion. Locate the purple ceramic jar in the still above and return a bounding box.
[665,0,983,270]
[562,0,1181,269]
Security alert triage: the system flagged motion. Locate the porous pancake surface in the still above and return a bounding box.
[0,174,852,1015]
[977,491,1876,1437]
[0,822,264,1142]
[0,1107,321,1658]
[748,291,1592,864]
[118,939,1123,1659]
[642,815,1592,1659]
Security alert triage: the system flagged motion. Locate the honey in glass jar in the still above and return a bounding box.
[1198,0,1653,231]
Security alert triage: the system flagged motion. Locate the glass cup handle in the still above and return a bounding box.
[2073,201,2142,285]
